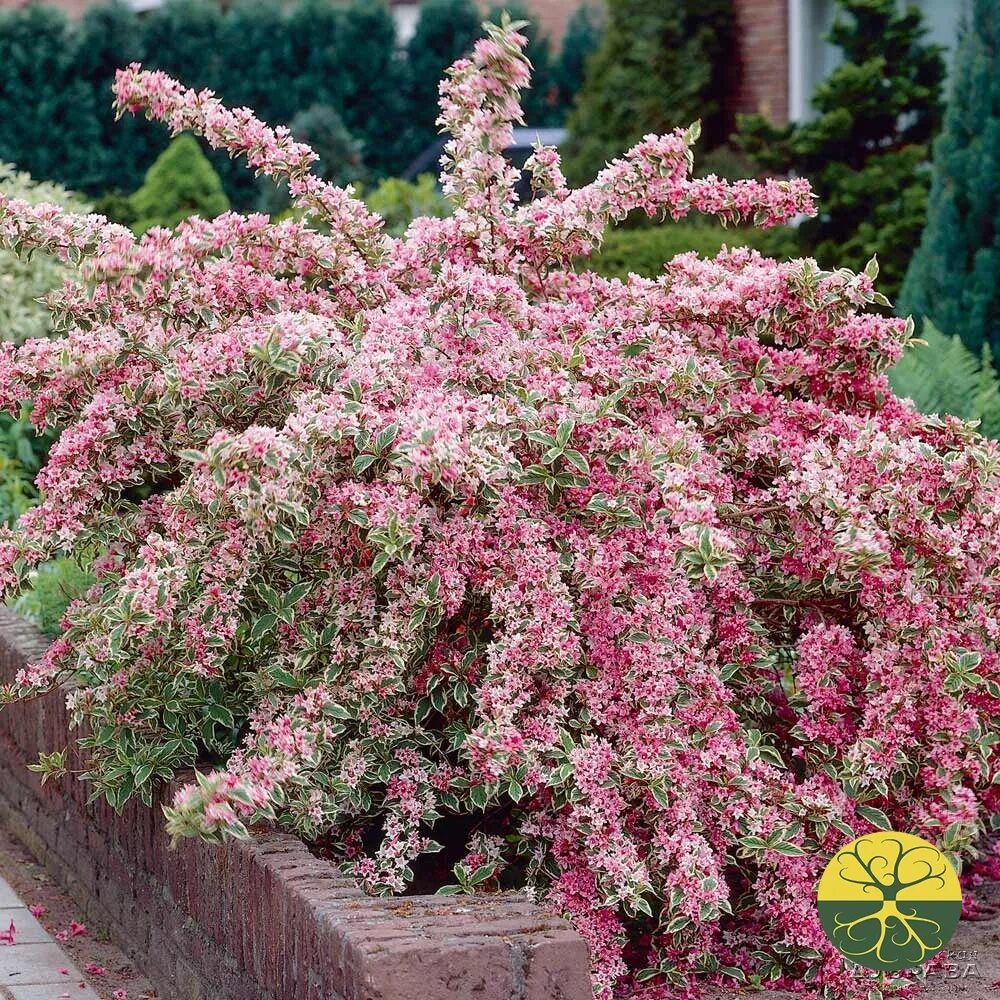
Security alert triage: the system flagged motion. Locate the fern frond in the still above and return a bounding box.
[889,320,1000,437]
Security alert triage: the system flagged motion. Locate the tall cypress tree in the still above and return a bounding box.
[561,0,732,185]
[900,0,1000,357]
[739,0,945,298]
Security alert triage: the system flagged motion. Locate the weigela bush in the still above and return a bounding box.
[1,19,998,997]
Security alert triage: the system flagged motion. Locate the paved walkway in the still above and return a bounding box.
[0,877,99,1000]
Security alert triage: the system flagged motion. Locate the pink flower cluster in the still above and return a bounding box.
[0,17,998,998]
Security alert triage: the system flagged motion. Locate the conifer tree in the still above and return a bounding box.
[900,0,1000,357]
[401,0,482,167]
[129,134,230,234]
[739,0,945,298]
[561,0,732,185]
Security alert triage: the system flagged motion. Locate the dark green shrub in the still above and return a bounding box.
[586,222,798,280]
[333,1,408,176]
[899,0,1000,359]
[739,0,945,298]
[73,1,152,194]
[401,0,482,167]
[129,134,230,234]
[562,0,733,184]
[0,5,99,189]
[140,0,224,93]
[92,189,138,228]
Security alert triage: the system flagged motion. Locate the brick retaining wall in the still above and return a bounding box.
[0,608,592,1000]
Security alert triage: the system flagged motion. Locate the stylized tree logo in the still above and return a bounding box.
[816,831,962,971]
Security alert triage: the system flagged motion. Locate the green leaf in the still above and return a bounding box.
[250,613,277,640]
[855,804,892,831]
[206,703,235,728]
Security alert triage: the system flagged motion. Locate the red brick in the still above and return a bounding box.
[0,609,592,1000]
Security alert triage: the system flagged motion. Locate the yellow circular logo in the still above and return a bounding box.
[816,832,962,971]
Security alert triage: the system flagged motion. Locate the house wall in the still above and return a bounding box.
[0,0,91,11]
[731,0,790,123]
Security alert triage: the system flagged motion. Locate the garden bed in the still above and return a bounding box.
[0,608,591,1000]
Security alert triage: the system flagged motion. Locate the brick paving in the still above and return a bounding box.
[0,875,99,1000]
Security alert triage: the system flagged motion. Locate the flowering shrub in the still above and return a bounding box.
[1,18,999,997]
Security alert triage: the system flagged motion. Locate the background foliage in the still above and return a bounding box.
[900,0,1000,361]
[0,0,598,210]
[889,320,1000,439]
[0,163,89,629]
[738,0,945,298]
[562,0,732,184]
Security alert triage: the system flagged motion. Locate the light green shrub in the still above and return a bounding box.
[0,162,83,523]
[12,556,94,638]
[129,133,230,234]
[586,222,799,280]
[0,162,88,345]
[364,174,449,237]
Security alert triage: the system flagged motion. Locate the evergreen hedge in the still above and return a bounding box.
[0,0,592,208]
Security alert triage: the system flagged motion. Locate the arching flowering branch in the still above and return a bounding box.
[112,65,388,264]
[0,18,997,1000]
[515,124,814,264]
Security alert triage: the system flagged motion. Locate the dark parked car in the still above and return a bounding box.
[403,127,567,202]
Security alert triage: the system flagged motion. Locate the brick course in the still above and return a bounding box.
[731,0,789,123]
[0,609,591,1000]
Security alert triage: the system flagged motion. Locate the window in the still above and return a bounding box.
[392,2,421,47]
